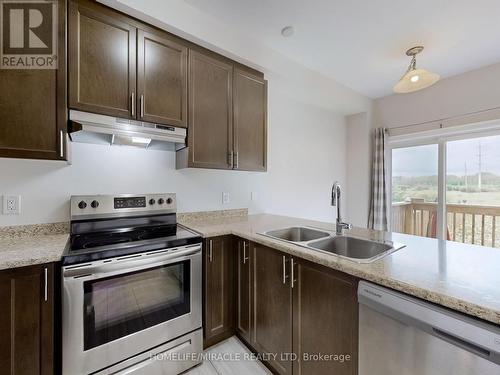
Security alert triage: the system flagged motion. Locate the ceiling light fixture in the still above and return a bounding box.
[281,26,294,37]
[393,46,439,94]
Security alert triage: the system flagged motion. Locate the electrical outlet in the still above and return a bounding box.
[251,191,259,202]
[222,192,230,205]
[3,195,21,215]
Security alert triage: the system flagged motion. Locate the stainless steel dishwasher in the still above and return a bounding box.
[358,281,500,375]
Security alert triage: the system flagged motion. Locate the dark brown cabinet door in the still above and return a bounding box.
[137,30,188,127]
[0,0,67,161]
[204,236,234,347]
[252,243,293,375]
[68,0,136,118]
[187,50,233,169]
[0,264,54,375]
[233,69,267,171]
[236,238,252,343]
[292,259,358,375]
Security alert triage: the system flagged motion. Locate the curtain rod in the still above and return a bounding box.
[387,105,500,131]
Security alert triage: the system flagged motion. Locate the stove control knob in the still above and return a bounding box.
[166,198,173,205]
[158,198,165,205]
[91,200,99,208]
[78,201,87,209]
[149,198,156,205]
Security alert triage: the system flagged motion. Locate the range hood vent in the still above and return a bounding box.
[68,110,186,151]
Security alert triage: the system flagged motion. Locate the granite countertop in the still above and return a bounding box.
[179,213,500,325]
[0,222,69,270]
[1,213,498,325]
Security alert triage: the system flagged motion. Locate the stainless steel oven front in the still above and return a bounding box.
[62,244,202,375]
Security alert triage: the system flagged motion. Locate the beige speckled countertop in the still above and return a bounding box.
[179,213,500,325]
[1,213,499,325]
[0,233,69,270]
[0,222,69,270]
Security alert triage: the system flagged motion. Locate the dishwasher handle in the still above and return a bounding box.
[358,281,500,365]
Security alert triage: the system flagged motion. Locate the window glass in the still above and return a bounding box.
[446,135,500,247]
[392,144,439,237]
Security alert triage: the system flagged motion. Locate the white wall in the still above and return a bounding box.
[0,70,347,226]
[0,0,369,227]
[345,112,371,227]
[99,0,370,116]
[373,62,500,128]
[345,62,500,228]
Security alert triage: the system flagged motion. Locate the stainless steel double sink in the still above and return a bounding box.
[260,226,405,263]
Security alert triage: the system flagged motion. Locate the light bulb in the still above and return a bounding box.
[131,137,151,144]
[410,75,419,83]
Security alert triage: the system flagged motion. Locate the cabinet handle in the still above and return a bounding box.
[234,152,239,169]
[131,92,135,116]
[282,255,289,284]
[44,267,48,302]
[59,130,64,158]
[140,94,144,118]
[228,151,234,169]
[243,242,249,264]
[209,240,213,262]
[291,258,297,289]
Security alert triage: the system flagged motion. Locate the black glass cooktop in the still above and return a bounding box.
[63,214,202,265]
[70,225,179,250]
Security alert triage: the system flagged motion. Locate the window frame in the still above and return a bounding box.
[387,120,500,241]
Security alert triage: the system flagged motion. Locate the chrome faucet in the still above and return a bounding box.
[331,182,352,235]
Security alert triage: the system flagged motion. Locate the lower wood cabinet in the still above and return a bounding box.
[203,237,359,375]
[235,240,358,375]
[203,236,234,347]
[0,264,54,375]
[235,238,252,344]
[251,243,293,375]
[292,258,358,375]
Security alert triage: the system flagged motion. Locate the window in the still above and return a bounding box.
[390,128,500,248]
[391,144,439,238]
[446,136,500,247]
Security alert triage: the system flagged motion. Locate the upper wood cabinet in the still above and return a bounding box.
[203,236,234,347]
[137,30,188,126]
[68,0,136,119]
[233,69,267,171]
[177,53,267,172]
[68,0,188,127]
[185,50,234,169]
[0,0,67,161]
[0,264,54,375]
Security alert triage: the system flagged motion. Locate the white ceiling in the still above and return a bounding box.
[185,0,500,98]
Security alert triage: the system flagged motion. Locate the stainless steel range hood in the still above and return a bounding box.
[68,110,186,151]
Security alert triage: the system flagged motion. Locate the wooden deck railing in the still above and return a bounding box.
[392,201,500,248]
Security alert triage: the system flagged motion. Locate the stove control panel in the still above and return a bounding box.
[114,196,146,209]
[71,193,176,217]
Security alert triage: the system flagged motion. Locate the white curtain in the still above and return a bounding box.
[368,128,389,231]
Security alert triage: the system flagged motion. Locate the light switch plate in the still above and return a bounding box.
[3,195,21,215]
[222,192,230,204]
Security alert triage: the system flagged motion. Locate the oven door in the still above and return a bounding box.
[62,244,202,375]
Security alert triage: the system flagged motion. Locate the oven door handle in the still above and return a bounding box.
[63,245,201,279]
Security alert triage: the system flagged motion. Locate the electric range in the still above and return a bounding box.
[62,193,203,375]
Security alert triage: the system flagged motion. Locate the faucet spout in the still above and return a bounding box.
[331,182,352,235]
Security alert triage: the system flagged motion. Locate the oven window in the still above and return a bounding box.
[83,260,190,350]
